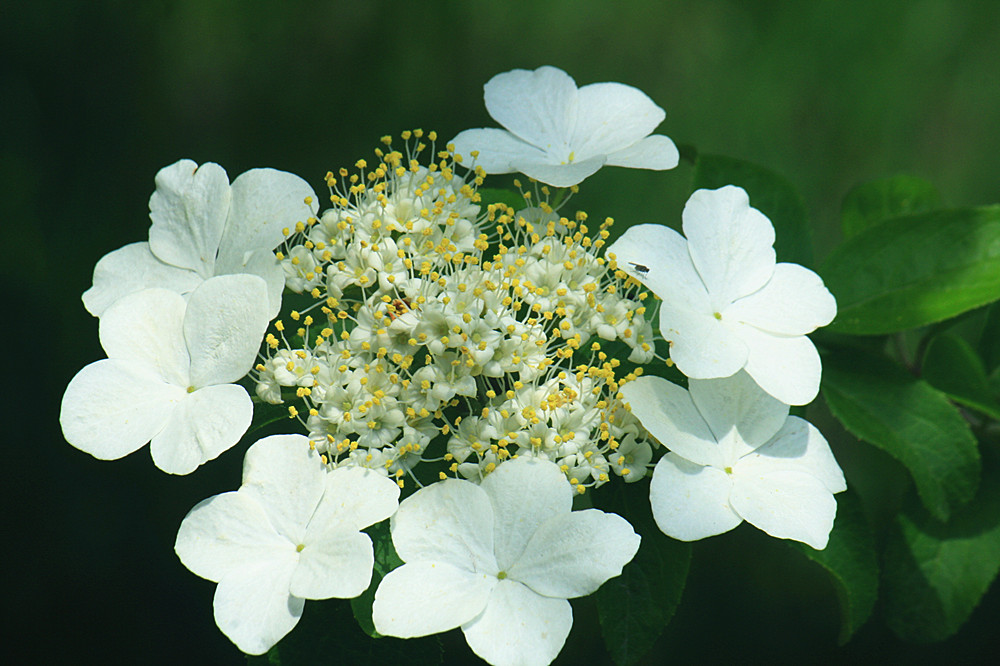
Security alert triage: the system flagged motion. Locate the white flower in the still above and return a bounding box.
[608,185,836,405]
[372,457,640,666]
[609,434,653,483]
[60,274,269,474]
[620,372,846,550]
[174,434,400,654]
[451,65,678,187]
[83,159,317,318]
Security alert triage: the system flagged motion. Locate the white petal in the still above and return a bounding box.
[649,453,742,541]
[213,248,285,320]
[148,160,231,277]
[682,186,776,308]
[60,359,184,461]
[619,376,723,468]
[480,458,572,572]
[373,561,495,638]
[484,66,576,150]
[606,223,708,310]
[742,417,847,494]
[214,557,303,655]
[240,435,325,545]
[82,242,203,317]
[291,531,373,599]
[571,82,665,160]
[216,168,317,269]
[605,134,680,170]
[739,327,823,405]
[462,580,572,666]
[688,372,789,461]
[509,509,639,599]
[727,263,837,335]
[450,128,545,173]
[184,274,270,387]
[309,466,400,534]
[98,287,189,386]
[659,304,749,380]
[149,383,251,474]
[175,491,292,583]
[513,156,606,188]
[730,469,838,550]
[390,478,497,574]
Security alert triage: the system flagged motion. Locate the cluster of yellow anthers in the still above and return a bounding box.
[252,131,658,492]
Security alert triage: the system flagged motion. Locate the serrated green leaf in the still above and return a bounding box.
[692,154,813,267]
[980,302,1000,375]
[840,175,941,239]
[883,462,1000,643]
[822,350,980,521]
[820,206,1000,335]
[788,492,878,644]
[922,332,1000,420]
[476,187,524,211]
[593,481,691,665]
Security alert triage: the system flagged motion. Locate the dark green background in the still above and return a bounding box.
[5,1,998,663]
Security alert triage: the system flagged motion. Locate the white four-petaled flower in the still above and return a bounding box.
[608,185,837,405]
[372,457,640,666]
[451,65,679,187]
[621,372,846,550]
[83,159,317,319]
[60,274,270,474]
[174,434,400,655]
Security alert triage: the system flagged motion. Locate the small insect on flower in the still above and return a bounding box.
[387,298,411,321]
[628,262,650,275]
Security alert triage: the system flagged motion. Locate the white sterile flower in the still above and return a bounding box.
[372,457,640,666]
[60,274,269,474]
[83,159,318,318]
[608,185,837,405]
[620,371,846,550]
[174,434,400,655]
[451,65,679,187]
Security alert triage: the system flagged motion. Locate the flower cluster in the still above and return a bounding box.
[60,65,845,665]
[258,132,656,493]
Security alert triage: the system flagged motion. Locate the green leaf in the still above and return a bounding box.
[820,206,1000,335]
[692,154,813,267]
[922,332,1000,420]
[245,400,295,439]
[351,519,404,639]
[593,481,691,665]
[840,175,941,239]
[980,301,1000,375]
[822,350,980,521]
[788,492,878,644]
[476,187,524,211]
[883,461,1000,642]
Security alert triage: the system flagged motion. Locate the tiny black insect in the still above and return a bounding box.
[628,262,650,275]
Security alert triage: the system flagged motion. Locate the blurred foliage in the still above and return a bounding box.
[6,0,1000,663]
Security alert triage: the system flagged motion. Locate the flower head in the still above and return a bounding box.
[621,372,846,549]
[451,66,678,187]
[83,159,318,318]
[60,274,270,474]
[608,185,836,405]
[174,434,400,654]
[372,457,640,666]
[263,136,655,491]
